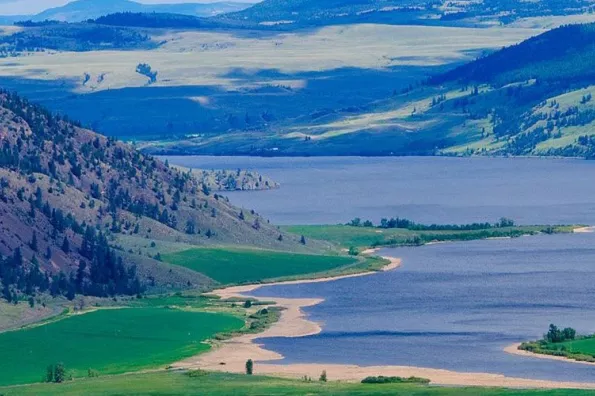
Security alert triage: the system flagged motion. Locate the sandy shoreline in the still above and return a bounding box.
[505,343,595,367]
[573,226,595,233]
[174,254,595,389]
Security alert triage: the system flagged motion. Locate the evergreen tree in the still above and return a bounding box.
[30,231,38,251]
[54,363,66,383]
[62,236,70,253]
[245,359,253,375]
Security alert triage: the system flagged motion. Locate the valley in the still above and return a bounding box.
[3,0,595,394]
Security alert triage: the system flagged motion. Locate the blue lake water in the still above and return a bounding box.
[167,156,595,381]
[251,234,595,382]
[165,156,595,226]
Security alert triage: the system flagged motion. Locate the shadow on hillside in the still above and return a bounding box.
[0,64,447,140]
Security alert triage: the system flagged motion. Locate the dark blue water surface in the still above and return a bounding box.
[165,156,595,381]
[164,156,595,225]
[251,234,595,382]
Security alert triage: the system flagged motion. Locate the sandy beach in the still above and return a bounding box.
[174,255,595,389]
[574,226,595,233]
[505,343,595,367]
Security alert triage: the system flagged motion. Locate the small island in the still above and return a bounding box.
[518,324,595,364]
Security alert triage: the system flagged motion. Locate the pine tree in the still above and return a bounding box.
[54,362,66,383]
[62,236,70,253]
[30,231,38,251]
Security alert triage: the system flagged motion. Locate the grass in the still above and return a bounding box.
[562,338,595,356]
[282,225,577,250]
[126,294,210,309]
[0,308,243,386]
[520,336,595,364]
[162,247,357,284]
[0,23,536,146]
[1,371,594,396]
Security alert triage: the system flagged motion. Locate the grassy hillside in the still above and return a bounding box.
[221,0,595,28]
[0,308,242,386]
[220,21,595,158]
[2,371,595,395]
[428,22,595,158]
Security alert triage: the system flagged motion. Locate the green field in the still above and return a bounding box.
[561,338,595,355]
[0,308,243,386]
[521,336,595,364]
[162,247,357,284]
[282,225,576,250]
[2,371,593,396]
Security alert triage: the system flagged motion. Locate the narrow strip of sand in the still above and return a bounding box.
[174,255,595,390]
[574,226,595,233]
[505,343,595,367]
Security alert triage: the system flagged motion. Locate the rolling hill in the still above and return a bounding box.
[221,0,595,28]
[159,21,595,158]
[6,0,254,23]
[0,89,315,303]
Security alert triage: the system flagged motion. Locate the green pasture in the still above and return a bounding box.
[282,225,576,249]
[0,308,242,386]
[162,247,357,284]
[1,371,593,396]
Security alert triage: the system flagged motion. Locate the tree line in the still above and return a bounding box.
[348,217,516,231]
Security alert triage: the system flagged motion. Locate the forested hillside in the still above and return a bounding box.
[0,90,305,304]
[425,23,595,157]
[222,0,595,27]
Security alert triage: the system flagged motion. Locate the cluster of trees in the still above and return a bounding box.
[45,363,67,383]
[0,23,151,52]
[78,226,145,298]
[348,217,515,231]
[1,250,50,304]
[14,20,61,27]
[136,63,158,84]
[361,376,430,384]
[92,12,224,30]
[545,324,576,343]
[0,225,144,304]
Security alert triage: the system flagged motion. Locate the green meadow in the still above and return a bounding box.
[162,247,357,284]
[282,225,576,250]
[561,338,595,355]
[0,308,243,386]
[1,371,593,396]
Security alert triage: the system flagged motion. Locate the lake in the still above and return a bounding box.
[165,156,595,226]
[251,234,595,382]
[166,155,595,382]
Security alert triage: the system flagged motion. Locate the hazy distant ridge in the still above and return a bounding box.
[2,0,253,23]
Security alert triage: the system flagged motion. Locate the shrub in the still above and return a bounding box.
[319,370,327,382]
[361,376,430,384]
[245,359,254,375]
[187,369,208,378]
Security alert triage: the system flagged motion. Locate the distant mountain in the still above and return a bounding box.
[23,0,253,23]
[221,0,595,27]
